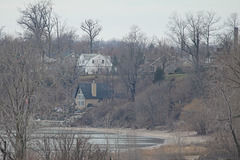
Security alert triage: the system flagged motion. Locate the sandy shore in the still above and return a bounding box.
[49,127,212,146]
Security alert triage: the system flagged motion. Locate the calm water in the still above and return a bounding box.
[34,128,165,150]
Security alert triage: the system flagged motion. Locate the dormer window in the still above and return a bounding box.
[82,60,84,63]
[102,60,104,64]
[92,60,94,63]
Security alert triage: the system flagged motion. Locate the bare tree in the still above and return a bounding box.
[180,99,211,135]
[168,11,205,69]
[206,36,240,159]
[54,15,67,55]
[81,19,102,53]
[185,11,205,72]
[203,11,221,62]
[118,25,146,102]
[140,88,162,129]
[45,8,54,57]
[18,0,53,58]
[168,11,222,98]
[0,37,47,160]
[0,35,79,160]
[53,15,78,60]
[168,11,221,72]
[216,13,239,54]
[168,12,187,58]
[136,79,182,129]
[156,39,177,73]
[220,88,240,160]
[35,132,108,160]
[225,12,240,31]
[141,95,157,129]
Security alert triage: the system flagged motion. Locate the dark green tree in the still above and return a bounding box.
[153,66,165,84]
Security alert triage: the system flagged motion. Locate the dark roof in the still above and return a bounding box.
[75,83,112,99]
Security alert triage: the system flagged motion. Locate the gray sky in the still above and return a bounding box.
[1,0,240,40]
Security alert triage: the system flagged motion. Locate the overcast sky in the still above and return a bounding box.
[1,0,240,40]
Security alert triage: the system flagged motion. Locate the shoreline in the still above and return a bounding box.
[44,126,212,146]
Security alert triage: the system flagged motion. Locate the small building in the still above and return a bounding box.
[74,81,112,109]
[62,52,79,64]
[77,53,113,74]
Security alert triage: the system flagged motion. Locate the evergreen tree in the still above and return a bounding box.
[153,66,165,84]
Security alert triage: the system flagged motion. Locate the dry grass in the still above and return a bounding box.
[110,144,208,160]
[141,144,207,156]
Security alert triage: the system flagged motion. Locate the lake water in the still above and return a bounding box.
[35,128,165,150]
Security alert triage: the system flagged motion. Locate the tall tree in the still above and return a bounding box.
[206,30,240,158]
[0,37,47,160]
[45,7,54,57]
[168,11,221,72]
[118,25,146,102]
[54,15,66,55]
[155,39,177,73]
[168,12,187,58]
[225,12,240,31]
[168,11,222,98]
[185,11,205,72]
[81,19,102,53]
[217,13,239,54]
[18,0,53,58]
[203,11,221,62]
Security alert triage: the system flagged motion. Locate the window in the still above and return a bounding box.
[82,60,84,64]
[80,101,84,106]
[102,60,104,64]
[92,60,94,63]
[76,90,85,107]
[77,94,84,100]
[77,100,84,106]
[77,98,85,106]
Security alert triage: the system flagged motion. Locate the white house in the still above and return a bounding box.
[77,53,113,74]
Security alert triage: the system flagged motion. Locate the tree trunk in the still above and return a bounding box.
[90,36,93,53]
[130,83,136,102]
[230,123,240,160]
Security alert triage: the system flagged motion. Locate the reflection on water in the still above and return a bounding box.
[35,128,165,150]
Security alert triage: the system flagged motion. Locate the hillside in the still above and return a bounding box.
[76,72,195,130]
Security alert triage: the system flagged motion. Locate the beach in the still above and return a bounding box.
[50,127,212,146]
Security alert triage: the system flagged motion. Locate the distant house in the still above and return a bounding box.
[74,81,112,109]
[62,52,79,64]
[77,53,113,74]
[43,55,57,63]
[142,52,177,74]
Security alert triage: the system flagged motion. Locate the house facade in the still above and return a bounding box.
[74,81,112,109]
[77,53,113,74]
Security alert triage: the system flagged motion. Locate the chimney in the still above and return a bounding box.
[234,27,238,52]
[91,81,97,97]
